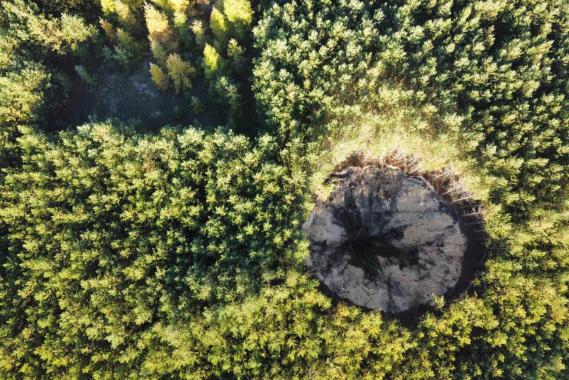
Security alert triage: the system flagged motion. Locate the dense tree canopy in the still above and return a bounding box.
[254,0,569,219]
[0,0,568,378]
[0,123,310,376]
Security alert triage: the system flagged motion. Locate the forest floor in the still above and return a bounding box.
[56,57,225,133]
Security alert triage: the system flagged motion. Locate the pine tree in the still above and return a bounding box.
[191,19,206,47]
[7,0,97,54]
[113,28,141,66]
[170,0,189,13]
[100,0,116,15]
[99,18,115,40]
[150,40,168,65]
[0,64,49,169]
[227,38,245,69]
[0,65,48,125]
[114,0,135,27]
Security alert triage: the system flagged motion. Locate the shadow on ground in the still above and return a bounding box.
[51,58,260,135]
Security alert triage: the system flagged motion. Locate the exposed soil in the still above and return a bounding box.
[304,160,487,318]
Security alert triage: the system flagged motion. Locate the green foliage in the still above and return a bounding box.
[0,66,49,169]
[211,76,241,124]
[0,0,95,166]
[203,43,222,79]
[191,19,206,47]
[227,38,245,68]
[0,67,49,126]
[166,53,195,92]
[388,0,569,220]
[27,13,96,54]
[32,0,98,17]
[145,3,172,42]
[0,0,568,378]
[74,65,95,87]
[254,0,569,220]
[149,61,169,90]
[210,7,229,43]
[99,0,255,121]
[1,143,566,377]
[223,0,253,26]
[1,0,96,56]
[221,0,253,39]
[107,27,144,69]
[0,123,307,377]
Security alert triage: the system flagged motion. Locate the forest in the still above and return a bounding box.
[0,0,568,378]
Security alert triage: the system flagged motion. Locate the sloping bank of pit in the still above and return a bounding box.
[304,156,487,317]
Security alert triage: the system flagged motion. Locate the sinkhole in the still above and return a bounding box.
[304,155,487,315]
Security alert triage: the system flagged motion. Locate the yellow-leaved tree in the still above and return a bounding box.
[210,7,228,43]
[149,62,169,91]
[203,43,221,79]
[222,0,252,38]
[166,53,195,92]
[145,3,176,55]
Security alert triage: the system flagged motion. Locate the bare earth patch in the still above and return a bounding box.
[304,163,479,314]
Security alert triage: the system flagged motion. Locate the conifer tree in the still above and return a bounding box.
[145,3,169,37]
[114,27,141,65]
[222,0,252,38]
[99,18,114,40]
[100,0,116,15]
[227,38,245,68]
[114,0,135,27]
[210,7,228,43]
[145,3,174,48]
[34,0,96,16]
[191,19,206,47]
[0,0,568,378]
[149,62,169,90]
[166,53,194,92]
[5,0,96,55]
[0,65,48,126]
[171,0,189,40]
[203,43,221,79]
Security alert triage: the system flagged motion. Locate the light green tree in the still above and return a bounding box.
[227,38,245,68]
[203,43,221,79]
[4,0,96,54]
[191,19,206,47]
[0,65,48,125]
[210,7,228,43]
[222,0,252,37]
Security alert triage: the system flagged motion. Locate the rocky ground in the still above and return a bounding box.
[304,164,470,314]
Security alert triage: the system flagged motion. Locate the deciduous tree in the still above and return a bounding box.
[149,62,169,90]
[166,53,194,92]
[203,43,221,79]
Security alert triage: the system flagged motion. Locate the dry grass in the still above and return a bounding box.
[305,110,496,235]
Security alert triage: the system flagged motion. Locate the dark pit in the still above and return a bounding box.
[304,164,484,314]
